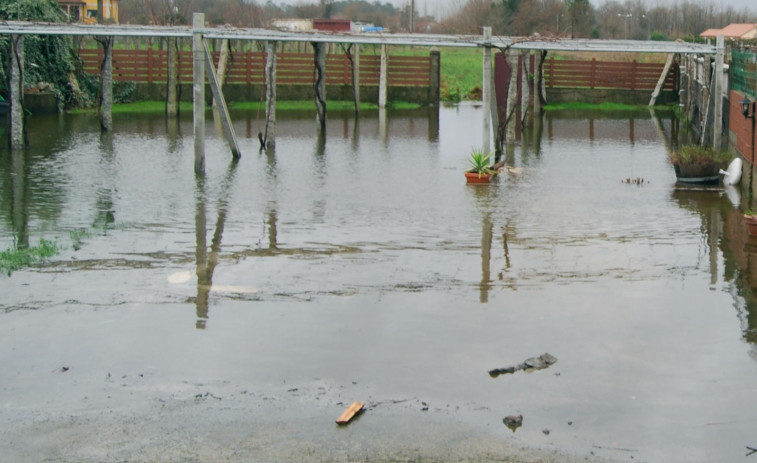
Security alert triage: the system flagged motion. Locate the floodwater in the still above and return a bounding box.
[2,104,757,463]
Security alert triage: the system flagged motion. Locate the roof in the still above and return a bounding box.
[700,23,757,39]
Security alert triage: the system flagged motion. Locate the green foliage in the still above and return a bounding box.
[0,238,58,275]
[0,0,88,107]
[650,31,667,41]
[467,148,495,175]
[668,144,732,167]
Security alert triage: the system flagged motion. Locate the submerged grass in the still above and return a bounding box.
[0,239,59,276]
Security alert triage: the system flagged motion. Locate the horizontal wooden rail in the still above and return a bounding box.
[78,48,432,87]
[545,57,677,91]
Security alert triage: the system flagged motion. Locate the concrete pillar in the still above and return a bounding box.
[506,52,519,143]
[9,35,25,150]
[713,35,724,149]
[264,40,277,147]
[482,27,492,153]
[166,36,179,117]
[521,52,530,122]
[193,12,206,174]
[379,44,388,108]
[352,44,360,113]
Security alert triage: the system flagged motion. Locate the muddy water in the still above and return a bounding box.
[1,105,757,463]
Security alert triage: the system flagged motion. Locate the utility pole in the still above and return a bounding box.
[410,0,415,33]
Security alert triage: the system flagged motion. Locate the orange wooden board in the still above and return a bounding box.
[336,401,365,425]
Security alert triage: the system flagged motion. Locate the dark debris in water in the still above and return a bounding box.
[489,353,557,378]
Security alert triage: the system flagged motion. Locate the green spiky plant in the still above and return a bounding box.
[467,147,495,177]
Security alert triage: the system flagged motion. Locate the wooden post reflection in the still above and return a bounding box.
[194,160,238,329]
[480,214,493,303]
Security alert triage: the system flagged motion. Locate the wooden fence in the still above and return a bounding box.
[544,57,678,91]
[77,48,432,87]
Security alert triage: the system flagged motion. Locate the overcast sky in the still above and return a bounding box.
[273,0,757,19]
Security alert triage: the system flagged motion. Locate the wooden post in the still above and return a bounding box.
[166,36,179,117]
[9,35,26,150]
[264,40,277,147]
[97,36,113,132]
[482,27,492,153]
[379,44,388,108]
[313,42,327,131]
[193,12,206,174]
[712,35,724,149]
[429,48,440,107]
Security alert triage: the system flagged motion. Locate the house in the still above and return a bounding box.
[58,0,119,24]
[700,23,757,40]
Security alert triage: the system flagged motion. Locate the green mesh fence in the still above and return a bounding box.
[732,51,757,99]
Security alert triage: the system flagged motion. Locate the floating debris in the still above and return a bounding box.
[489,353,558,378]
[503,414,523,432]
[336,401,365,425]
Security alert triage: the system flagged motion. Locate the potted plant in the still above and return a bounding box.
[465,148,496,184]
[668,144,732,183]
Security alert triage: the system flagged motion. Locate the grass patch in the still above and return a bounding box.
[68,101,194,114]
[70,100,421,114]
[0,239,59,276]
[545,102,644,112]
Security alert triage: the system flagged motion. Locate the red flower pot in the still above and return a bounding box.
[465,171,493,184]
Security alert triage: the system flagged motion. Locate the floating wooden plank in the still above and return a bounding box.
[336,401,365,425]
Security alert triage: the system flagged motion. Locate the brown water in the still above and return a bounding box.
[1,105,757,462]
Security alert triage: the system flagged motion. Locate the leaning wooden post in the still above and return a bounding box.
[166,36,179,117]
[212,39,230,110]
[263,40,277,147]
[313,41,327,131]
[8,34,26,149]
[712,34,724,149]
[97,36,114,132]
[193,12,206,174]
[379,44,388,108]
[482,27,492,153]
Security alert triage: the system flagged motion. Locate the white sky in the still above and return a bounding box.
[272,0,757,18]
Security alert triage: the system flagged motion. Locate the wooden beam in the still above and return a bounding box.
[649,53,674,106]
[203,40,241,159]
[336,402,365,425]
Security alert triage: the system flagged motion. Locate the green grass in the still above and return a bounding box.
[69,100,421,114]
[544,102,675,112]
[0,239,59,276]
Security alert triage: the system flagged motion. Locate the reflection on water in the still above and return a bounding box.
[1,106,757,338]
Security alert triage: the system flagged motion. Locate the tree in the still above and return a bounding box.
[565,0,593,38]
[0,0,89,107]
